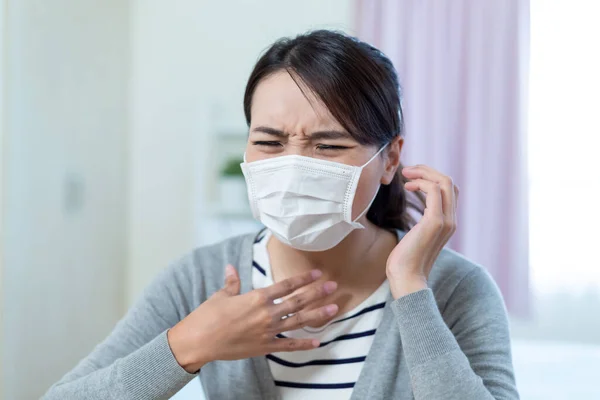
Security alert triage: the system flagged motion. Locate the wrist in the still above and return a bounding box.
[388,273,428,299]
[167,323,211,373]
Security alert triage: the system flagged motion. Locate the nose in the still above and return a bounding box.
[285,136,314,157]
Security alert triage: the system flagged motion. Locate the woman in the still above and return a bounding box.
[44,30,519,400]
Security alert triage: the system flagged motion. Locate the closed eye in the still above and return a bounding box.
[252,141,283,147]
[316,144,350,150]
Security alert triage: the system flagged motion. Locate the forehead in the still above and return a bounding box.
[250,71,344,132]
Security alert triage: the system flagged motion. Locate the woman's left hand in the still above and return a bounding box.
[386,165,459,299]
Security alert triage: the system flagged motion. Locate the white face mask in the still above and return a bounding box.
[241,145,387,251]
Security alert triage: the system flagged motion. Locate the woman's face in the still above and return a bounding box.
[246,71,401,220]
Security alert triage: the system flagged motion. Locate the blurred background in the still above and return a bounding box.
[1,0,599,399]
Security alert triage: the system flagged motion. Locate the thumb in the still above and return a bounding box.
[221,264,241,296]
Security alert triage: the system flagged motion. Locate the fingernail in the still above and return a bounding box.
[225,265,235,277]
[312,339,320,348]
[323,281,337,294]
[325,304,338,315]
[311,269,322,279]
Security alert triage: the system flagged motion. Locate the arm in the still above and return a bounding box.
[391,267,519,400]
[386,164,518,399]
[42,255,198,400]
[43,254,341,400]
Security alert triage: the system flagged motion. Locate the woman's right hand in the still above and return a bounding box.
[168,265,339,373]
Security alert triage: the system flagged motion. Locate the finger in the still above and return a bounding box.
[261,269,322,301]
[268,338,320,353]
[271,281,337,319]
[221,264,241,296]
[277,303,339,332]
[404,179,443,220]
[454,185,459,211]
[403,165,456,217]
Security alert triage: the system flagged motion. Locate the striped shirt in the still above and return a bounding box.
[252,230,389,400]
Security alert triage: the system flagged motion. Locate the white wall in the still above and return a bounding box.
[0,2,354,398]
[1,1,130,398]
[0,0,6,393]
[128,0,354,305]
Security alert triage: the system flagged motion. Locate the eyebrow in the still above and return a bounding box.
[252,126,287,137]
[311,130,350,140]
[251,126,350,140]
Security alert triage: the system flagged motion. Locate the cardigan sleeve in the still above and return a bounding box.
[390,267,519,400]
[42,255,199,400]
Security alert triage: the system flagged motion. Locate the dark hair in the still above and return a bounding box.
[243,30,425,231]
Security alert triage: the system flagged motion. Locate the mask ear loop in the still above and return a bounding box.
[351,143,390,224]
[361,143,389,168]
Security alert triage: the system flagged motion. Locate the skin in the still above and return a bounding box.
[168,71,458,373]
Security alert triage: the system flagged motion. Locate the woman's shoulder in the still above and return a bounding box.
[429,246,484,284]
[188,231,258,265]
[184,230,259,279]
[152,231,260,305]
[394,229,495,299]
[427,246,505,314]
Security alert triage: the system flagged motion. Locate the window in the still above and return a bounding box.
[523,0,600,346]
[529,0,600,295]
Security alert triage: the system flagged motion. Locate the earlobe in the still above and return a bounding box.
[380,137,402,185]
[380,167,397,185]
[380,158,397,185]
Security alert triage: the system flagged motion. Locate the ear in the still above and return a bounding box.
[381,136,403,185]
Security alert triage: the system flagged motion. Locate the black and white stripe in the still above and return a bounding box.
[252,230,389,400]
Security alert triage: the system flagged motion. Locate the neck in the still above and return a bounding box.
[267,220,397,285]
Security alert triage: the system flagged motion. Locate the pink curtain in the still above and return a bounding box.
[355,0,530,315]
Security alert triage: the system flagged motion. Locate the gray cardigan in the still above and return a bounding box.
[43,230,519,400]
